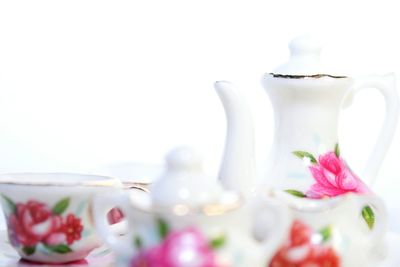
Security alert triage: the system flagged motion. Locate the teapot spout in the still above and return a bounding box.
[214,81,256,196]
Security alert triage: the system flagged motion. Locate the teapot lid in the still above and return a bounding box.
[272,36,345,77]
[149,147,225,208]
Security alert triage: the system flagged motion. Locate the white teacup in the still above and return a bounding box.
[0,172,122,264]
[268,191,387,267]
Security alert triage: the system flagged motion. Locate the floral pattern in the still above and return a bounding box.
[289,143,375,229]
[107,207,124,224]
[2,195,83,255]
[269,220,340,267]
[130,219,224,267]
[292,144,369,198]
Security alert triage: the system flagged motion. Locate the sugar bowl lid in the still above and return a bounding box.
[149,147,226,208]
[272,35,345,78]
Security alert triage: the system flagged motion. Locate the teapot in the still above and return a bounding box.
[93,147,290,267]
[217,36,399,197]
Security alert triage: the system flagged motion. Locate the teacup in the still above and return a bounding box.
[0,172,122,264]
[267,191,387,267]
[93,191,291,267]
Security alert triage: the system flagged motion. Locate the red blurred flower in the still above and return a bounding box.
[269,220,340,267]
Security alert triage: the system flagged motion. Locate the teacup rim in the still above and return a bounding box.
[270,189,376,212]
[0,172,122,187]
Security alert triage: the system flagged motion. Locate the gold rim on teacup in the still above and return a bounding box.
[0,172,121,187]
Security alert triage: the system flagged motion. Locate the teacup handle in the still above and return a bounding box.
[93,192,135,257]
[343,74,399,185]
[251,196,292,263]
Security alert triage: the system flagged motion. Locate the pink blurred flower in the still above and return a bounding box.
[131,228,218,267]
[306,152,369,198]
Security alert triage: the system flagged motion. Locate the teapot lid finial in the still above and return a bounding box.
[150,146,224,208]
[273,35,327,75]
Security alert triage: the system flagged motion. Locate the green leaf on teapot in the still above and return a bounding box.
[45,244,73,254]
[22,246,36,255]
[52,197,70,215]
[157,218,170,239]
[362,205,375,230]
[285,189,306,198]
[134,236,143,249]
[319,226,332,242]
[210,235,226,249]
[1,194,16,213]
[334,143,340,157]
[292,151,317,164]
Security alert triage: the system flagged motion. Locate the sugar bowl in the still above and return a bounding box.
[94,147,291,267]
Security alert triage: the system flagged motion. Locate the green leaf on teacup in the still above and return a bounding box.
[156,218,169,239]
[319,226,332,242]
[285,189,306,198]
[334,143,340,157]
[209,235,226,249]
[22,246,36,255]
[292,151,317,164]
[1,194,16,213]
[362,205,375,230]
[134,236,143,249]
[52,197,70,215]
[45,244,73,254]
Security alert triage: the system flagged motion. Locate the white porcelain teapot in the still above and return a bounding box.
[217,36,399,198]
[93,147,290,267]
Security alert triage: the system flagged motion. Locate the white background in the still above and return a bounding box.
[0,0,399,232]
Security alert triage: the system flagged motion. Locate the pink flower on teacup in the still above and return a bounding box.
[131,227,218,267]
[9,201,61,247]
[162,227,217,267]
[107,208,125,224]
[306,151,369,198]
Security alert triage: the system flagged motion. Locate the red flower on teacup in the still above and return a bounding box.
[131,220,223,267]
[62,214,83,245]
[269,220,340,267]
[2,195,84,255]
[44,214,83,246]
[8,201,61,247]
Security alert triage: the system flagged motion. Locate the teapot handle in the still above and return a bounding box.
[251,196,291,263]
[93,192,137,258]
[343,73,399,185]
